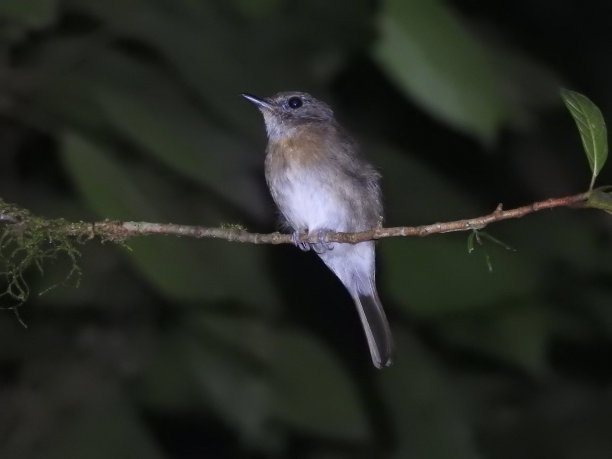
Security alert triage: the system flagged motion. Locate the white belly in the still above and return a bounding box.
[274,168,350,232]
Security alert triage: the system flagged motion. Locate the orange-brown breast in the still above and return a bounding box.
[266,123,331,170]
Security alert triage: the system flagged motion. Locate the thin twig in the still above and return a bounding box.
[30,191,588,245]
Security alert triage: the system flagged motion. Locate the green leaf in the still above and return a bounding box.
[436,303,553,376]
[7,360,164,459]
[381,331,481,459]
[138,316,278,450]
[382,235,538,315]
[231,0,283,17]
[135,333,202,412]
[271,330,369,440]
[68,1,338,136]
[60,133,279,310]
[61,134,160,221]
[374,142,539,313]
[0,0,57,29]
[45,397,165,459]
[561,88,608,190]
[98,85,268,218]
[14,35,113,133]
[373,0,508,142]
[586,188,612,214]
[72,0,262,134]
[371,142,480,223]
[188,315,369,442]
[185,336,274,448]
[74,50,271,219]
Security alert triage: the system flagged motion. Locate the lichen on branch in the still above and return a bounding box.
[0,199,82,317]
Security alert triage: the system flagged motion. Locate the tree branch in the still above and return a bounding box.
[1,192,588,246]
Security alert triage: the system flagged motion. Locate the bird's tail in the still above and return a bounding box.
[318,241,393,368]
[352,282,393,369]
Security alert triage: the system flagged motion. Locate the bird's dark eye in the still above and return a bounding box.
[287,96,303,109]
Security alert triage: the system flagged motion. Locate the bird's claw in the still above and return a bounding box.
[311,229,334,254]
[292,229,335,253]
[292,231,311,251]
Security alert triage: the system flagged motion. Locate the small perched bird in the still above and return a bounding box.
[242,91,393,369]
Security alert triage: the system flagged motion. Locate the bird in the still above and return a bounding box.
[242,91,393,369]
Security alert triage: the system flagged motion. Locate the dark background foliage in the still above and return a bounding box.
[1,0,612,458]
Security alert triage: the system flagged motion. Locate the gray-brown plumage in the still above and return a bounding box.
[242,91,393,369]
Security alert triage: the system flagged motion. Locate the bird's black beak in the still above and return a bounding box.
[241,93,274,111]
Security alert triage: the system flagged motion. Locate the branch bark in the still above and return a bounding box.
[0,192,587,246]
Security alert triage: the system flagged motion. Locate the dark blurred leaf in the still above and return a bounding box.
[475,384,612,459]
[489,44,561,128]
[152,314,369,446]
[45,397,165,459]
[11,34,112,132]
[381,204,601,317]
[2,362,164,459]
[96,79,268,218]
[509,212,600,270]
[561,89,608,189]
[427,212,602,373]
[381,331,481,459]
[61,134,160,220]
[67,0,283,134]
[381,234,537,315]
[60,133,279,309]
[68,0,369,136]
[197,314,370,441]
[137,320,279,450]
[582,287,612,338]
[180,314,288,451]
[231,0,283,17]
[32,48,269,219]
[196,313,275,363]
[372,143,480,224]
[374,0,508,142]
[187,337,275,448]
[437,303,554,376]
[587,188,612,213]
[271,330,370,441]
[373,143,538,312]
[136,333,205,412]
[0,0,57,29]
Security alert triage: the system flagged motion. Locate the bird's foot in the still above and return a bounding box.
[310,229,334,254]
[292,231,311,251]
[292,229,334,253]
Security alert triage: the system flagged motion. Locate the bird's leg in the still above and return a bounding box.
[310,228,334,254]
[292,229,335,253]
[292,231,311,251]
